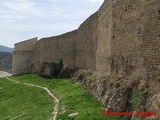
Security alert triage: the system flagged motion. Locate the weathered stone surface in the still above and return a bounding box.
[58,66,78,78]
[32,61,63,78]
[72,69,160,118]
[12,37,37,76]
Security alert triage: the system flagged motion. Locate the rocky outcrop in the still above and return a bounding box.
[32,60,78,78]
[72,69,160,119]
[58,66,78,78]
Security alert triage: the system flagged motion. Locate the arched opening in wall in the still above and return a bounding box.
[28,60,30,64]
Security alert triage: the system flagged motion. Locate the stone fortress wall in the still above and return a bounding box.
[96,0,112,76]
[31,30,77,77]
[12,38,37,75]
[110,0,160,80]
[12,0,160,81]
[12,0,160,116]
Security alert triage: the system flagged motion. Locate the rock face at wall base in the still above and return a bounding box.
[39,62,63,78]
[32,61,78,78]
[72,69,160,119]
[58,66,78,78]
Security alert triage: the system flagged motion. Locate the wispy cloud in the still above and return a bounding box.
[0,0,104,47]
[3,0,44,17]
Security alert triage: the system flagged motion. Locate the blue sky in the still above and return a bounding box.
[0,0,104,48]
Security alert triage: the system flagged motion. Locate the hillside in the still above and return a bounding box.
[0,45,13,53]
[0,74,113,120]
[0,51,12,72]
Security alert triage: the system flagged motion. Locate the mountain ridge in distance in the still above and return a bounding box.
[0,45,14,53]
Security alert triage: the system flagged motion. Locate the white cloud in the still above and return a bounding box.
[0,0,104,47]
[3,0,44,17]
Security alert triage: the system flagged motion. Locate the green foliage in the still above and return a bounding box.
[2,74,152,120]
[0,78,53,120]
[9,74,119,120]
[130,90,145,109]
[89,73,98,81]
[119,116,132,120]
[0,51,12,72]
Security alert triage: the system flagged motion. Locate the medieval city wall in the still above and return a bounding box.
[95,0,112,76]
[31,30,77,76]
[108,0,146,78]
[12,0,160,116]
[109,0,160,80]
[31,10,100,75]
[12,51,33,75]
[142,0,160,80]
[75,12,98,71]
[12,0,160,80]
[12,38,37,75]
[14,37,37,51]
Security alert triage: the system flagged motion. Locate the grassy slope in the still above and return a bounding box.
[0,77,54,120]
[1,74,119,120]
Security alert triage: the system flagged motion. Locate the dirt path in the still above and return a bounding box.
[6,77,59,120]
[0,71,12,78]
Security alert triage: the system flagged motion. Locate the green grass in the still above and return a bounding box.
[130,90,145,109]
[0,77,54,120]
[0,74,120,120]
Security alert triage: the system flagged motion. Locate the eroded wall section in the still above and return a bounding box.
[31,30,77,77]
